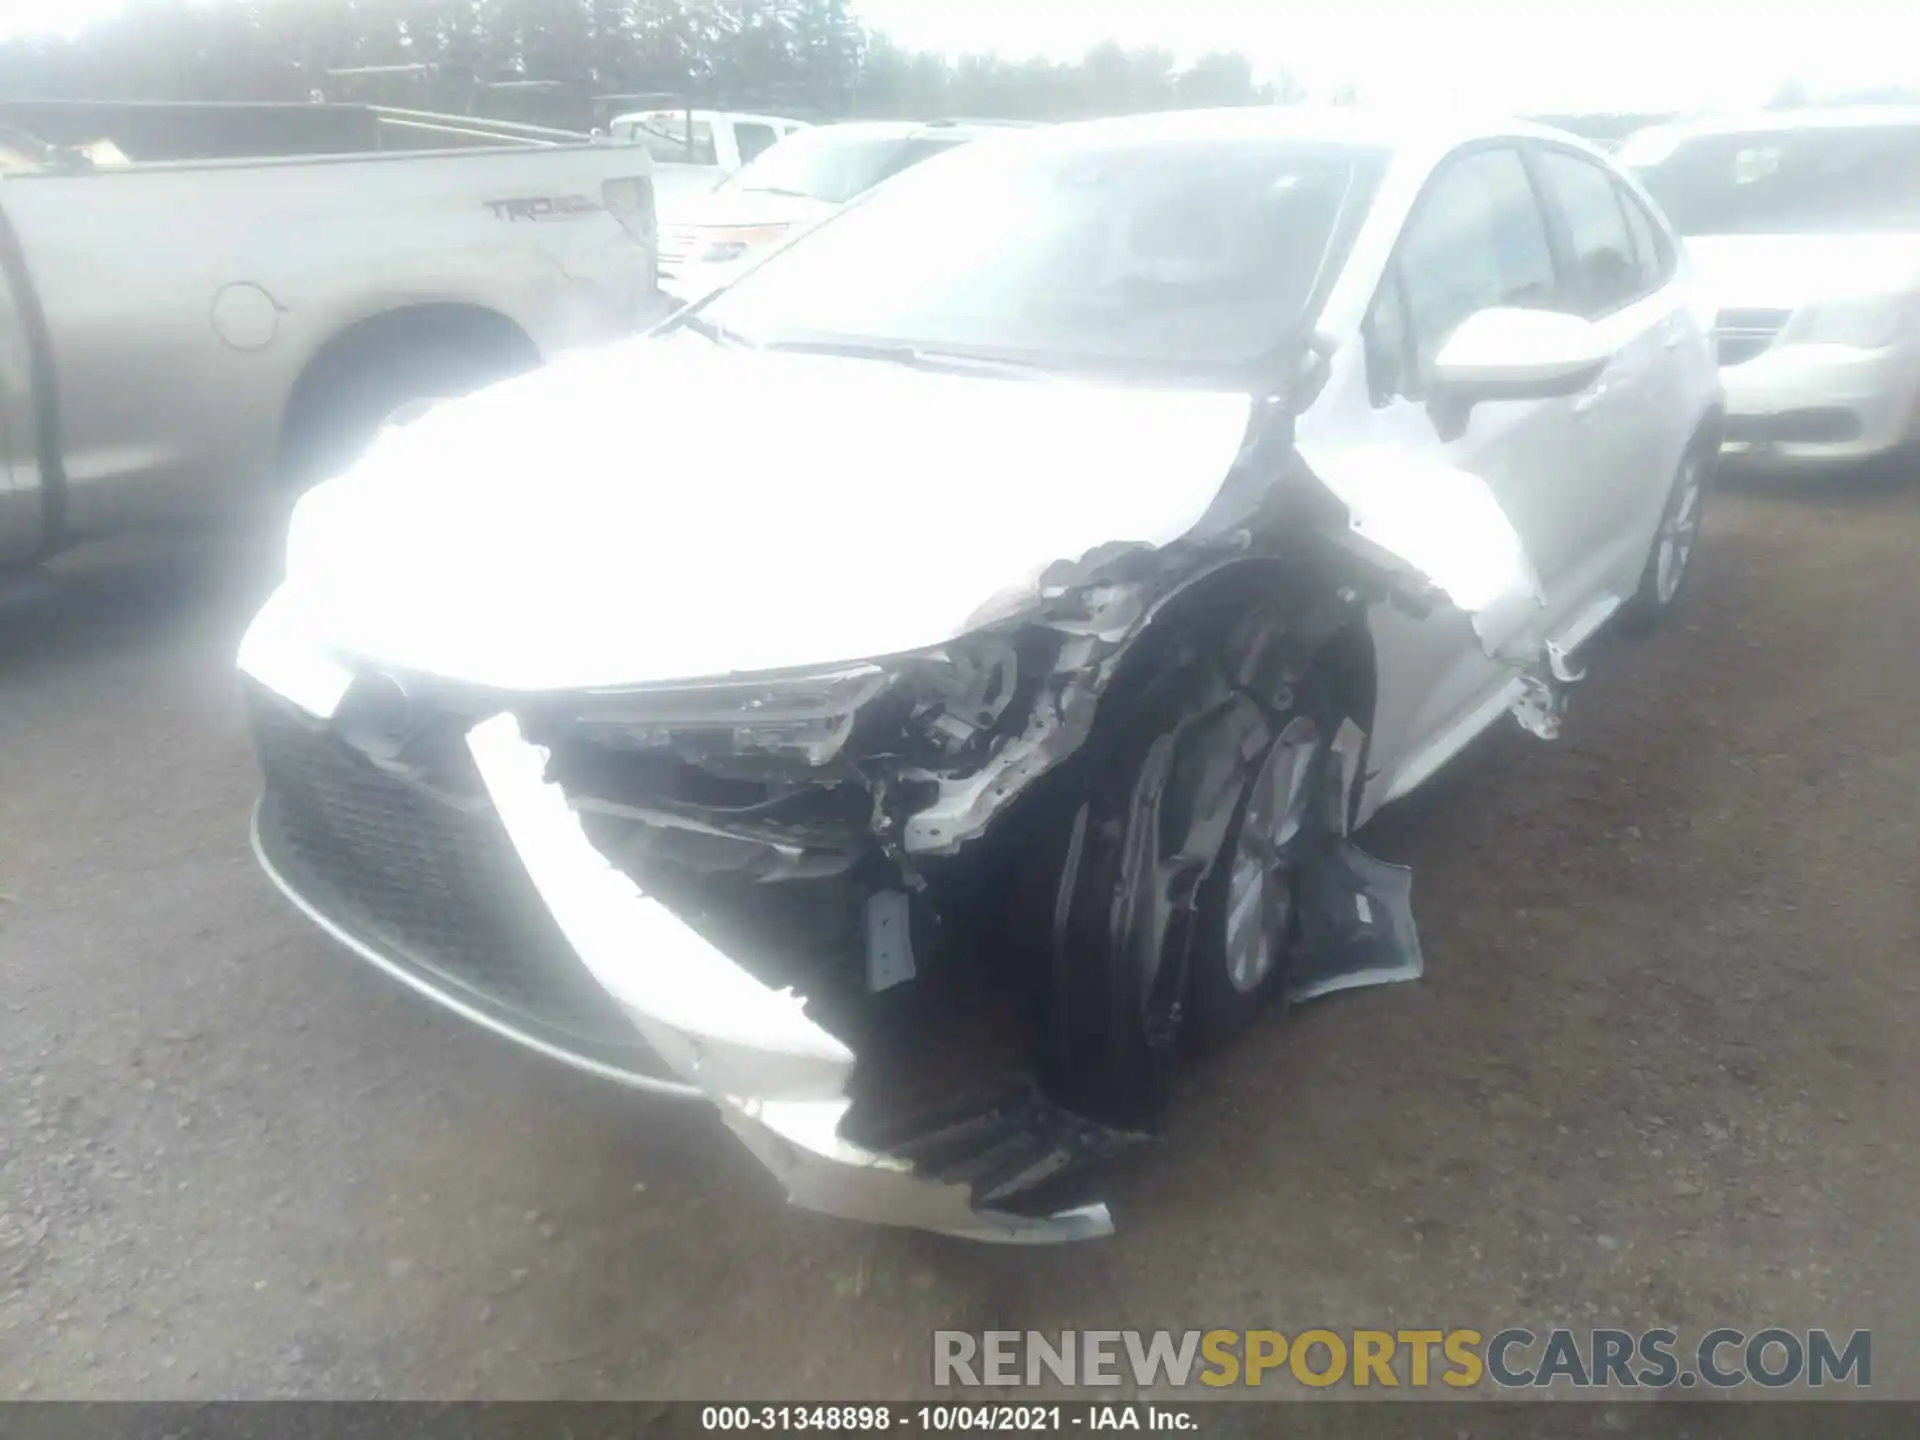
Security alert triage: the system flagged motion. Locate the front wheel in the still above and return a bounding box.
[1186,708,1333,1045]
[1026,656,1345,1124]
[1621,448,1709,634]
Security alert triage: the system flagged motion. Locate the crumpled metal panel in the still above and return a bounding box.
[1295,440,1548,658]
[1284,720,1424,1002]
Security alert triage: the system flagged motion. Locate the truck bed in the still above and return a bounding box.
[0,99,596,165]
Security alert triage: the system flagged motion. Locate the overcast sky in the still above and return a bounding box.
[0,0,1906,114]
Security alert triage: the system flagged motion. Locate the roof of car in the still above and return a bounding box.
[965,106,1587,164]
[806,118,1033,142]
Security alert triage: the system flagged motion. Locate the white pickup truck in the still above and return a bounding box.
[605,107,811,219]
[0,99,661,568]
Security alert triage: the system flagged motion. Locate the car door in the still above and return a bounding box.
[1528,145,1689,606]
[1354,143,1610,803]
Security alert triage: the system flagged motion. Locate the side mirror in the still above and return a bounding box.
[1429,308,1610,424]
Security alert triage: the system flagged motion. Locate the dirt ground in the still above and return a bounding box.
[1,467,1917,1400]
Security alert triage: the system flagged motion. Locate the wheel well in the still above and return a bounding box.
[1314,614,1377,747]
[277,303,541,471]
[1093,559,1378,749]
[1004,560,1379,1124]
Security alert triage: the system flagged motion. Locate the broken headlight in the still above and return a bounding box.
[563,662,893,767]
[549,634,1031,773]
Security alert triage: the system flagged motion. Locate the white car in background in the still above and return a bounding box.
[241,110,1722,1241]
[657,120,1010,302]
[607,107,811,216]
[1620,108,1920,467]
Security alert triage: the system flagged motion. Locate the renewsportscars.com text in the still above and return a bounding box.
[933,1327,1871,1391]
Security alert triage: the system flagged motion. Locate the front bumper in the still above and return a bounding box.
[1719,342,1920,465]
[238,596,1113,1243]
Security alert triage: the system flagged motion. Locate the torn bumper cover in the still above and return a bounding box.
[466,709,1116,1243]
[242,596,1128,1240]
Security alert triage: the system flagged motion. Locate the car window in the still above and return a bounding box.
[1625,124,1920,235]
[1375,146,1557,399]
[625,113,718,166]
[1534,149,1643,317]
[1616,181,1673,290]
[735,122,779,165]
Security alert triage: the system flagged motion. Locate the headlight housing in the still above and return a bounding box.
[1781,292,1918,351]
[544,635,1030,772]
[559,662,893,766]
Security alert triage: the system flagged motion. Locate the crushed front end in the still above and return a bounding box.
[241,578,1185,1239]
[241,395,1569,1241]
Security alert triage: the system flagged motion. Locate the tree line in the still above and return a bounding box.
[18,0,1872,135]
[0,0,1310,125]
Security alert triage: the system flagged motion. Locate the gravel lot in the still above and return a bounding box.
[2,469,1917,1400]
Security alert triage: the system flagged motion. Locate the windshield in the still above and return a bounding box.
[699,132,1374,375]
[722,127,967,205]
[1627,125,1920,235]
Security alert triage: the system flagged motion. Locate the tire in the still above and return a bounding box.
[280,321,538,492]
[1187,669,1343,1046]
[1621,445,1710,635]
[1024,648,1345,1124]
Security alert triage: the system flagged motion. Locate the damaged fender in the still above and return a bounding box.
[1295,439,1547,653]
[1295,439,1581,733]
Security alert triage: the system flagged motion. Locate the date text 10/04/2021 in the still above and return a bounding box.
[700,1405,1196,1431]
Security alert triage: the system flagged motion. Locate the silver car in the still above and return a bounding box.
[240,109,1724,1242]
[1620,108,1920,469]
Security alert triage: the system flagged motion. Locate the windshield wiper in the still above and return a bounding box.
[759,337,1046,378]
[676,312,756,348]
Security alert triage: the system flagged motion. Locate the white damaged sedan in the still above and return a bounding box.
[239,109,1724,1241]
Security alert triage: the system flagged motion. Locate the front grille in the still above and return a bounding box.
[248,686,660,1067]
[1715,307,1792,367]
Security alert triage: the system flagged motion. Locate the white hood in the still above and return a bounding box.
[280,334,1256,691]
[1685,231,1920,311]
